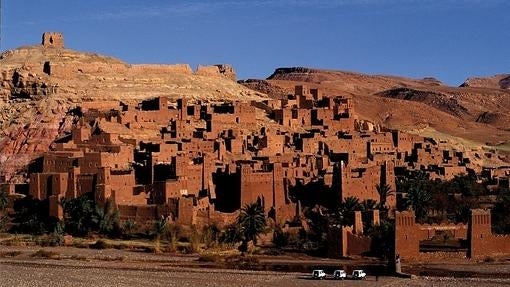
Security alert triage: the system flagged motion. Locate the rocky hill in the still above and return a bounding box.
[0,33,267,181]
[460,74,510,90]
[244,67,510,158]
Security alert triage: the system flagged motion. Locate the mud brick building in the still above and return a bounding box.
[24,84,509,258]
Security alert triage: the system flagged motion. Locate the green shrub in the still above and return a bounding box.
[272,227,289,248]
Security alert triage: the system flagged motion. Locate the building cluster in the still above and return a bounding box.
[26,85,499,231]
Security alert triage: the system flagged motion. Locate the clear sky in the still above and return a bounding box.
[2,0,509,86]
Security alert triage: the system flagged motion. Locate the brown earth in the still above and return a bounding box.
[1,245,510,287]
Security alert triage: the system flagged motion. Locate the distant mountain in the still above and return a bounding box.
[460,74,510,90]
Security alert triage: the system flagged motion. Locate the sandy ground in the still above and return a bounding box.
[1,246,510,287]
[2,259,510,287]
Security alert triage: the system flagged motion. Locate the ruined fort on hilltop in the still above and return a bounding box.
[1,33,509,260]
[0,33,264,180]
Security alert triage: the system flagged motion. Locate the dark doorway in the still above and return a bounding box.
[43,61,51,75]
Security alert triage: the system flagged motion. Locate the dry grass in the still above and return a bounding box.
[31,249,60,259]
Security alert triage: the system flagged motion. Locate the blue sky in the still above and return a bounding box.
[2,0,509,85]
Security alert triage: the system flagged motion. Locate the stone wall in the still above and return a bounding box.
[395,209,510,260]
[469,209,510,259]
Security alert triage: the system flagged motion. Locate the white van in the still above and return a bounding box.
[352,269,367,279]
[312,269,326,279]
[333,270,347,279]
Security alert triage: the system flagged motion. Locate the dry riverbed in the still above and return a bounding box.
[1,245,510,287]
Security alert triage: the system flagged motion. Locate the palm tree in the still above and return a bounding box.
[376,183,394,209]
[93,200,119,235]
[410,170,430,182]
[61,194,96,236]
[361,199,378,211]
[237,201,266,252]
[337,196,361,226]
[342,196,361,212]
[404,184,431,222]
[452,173,477,196]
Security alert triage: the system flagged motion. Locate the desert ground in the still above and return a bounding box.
[1,246,510,287]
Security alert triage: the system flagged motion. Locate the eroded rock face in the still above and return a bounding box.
[0,99,78,182]
[214,64,237,81]
[10,68,55,100]
[499,76,510,89]
[195,64,237,81]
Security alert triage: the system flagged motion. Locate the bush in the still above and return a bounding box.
[90,239,111,249]
[31,249,59,259]
[197,253,222,263]
[35,233,63,247]
[12,197,53,235]
[272,227,289,248]
[189,227,202,253]
[165,223,181,252]
[121,219,137,239]
[225,255,260,270]
[219,224,241,245]
[202,224,220,248]
[0,216,9,232]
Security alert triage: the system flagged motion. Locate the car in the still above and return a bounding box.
[352,269,367,280]
[312,269,326,280]
[333,269,347,280]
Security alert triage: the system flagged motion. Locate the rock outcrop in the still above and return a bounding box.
[195,64,237,81]
[460,74,510,90]
[238,79,288,99]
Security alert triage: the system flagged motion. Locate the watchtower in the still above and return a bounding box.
[42,32,64,48]
[468,209,492,258]
[394,210,420,259]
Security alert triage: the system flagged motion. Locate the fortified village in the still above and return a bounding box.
[2,33,510,262]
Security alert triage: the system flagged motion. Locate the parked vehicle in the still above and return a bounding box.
[312,269,326,279]
[333,270,347,280]
[352,269,367,279]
